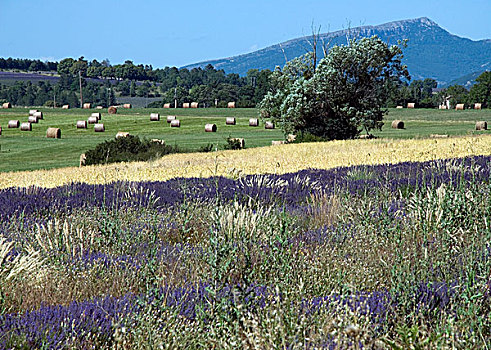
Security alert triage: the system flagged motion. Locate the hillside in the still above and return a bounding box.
[183,17,491,86]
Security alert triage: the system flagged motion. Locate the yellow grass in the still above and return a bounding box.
[1,135,490,189]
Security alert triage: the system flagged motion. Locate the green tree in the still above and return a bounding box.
[259,36,409,139]
[446,84,468,108]
[468,71,491,107]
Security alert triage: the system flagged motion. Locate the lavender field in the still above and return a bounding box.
[0,156,490,349]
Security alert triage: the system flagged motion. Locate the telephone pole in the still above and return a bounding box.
[79,70,83,108]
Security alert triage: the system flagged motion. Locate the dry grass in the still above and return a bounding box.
[0,135,489,189]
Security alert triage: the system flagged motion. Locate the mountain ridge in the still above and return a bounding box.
[183,17,491,86]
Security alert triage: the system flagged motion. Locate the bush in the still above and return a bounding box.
[223,136,243,150]
[84,135,183,165]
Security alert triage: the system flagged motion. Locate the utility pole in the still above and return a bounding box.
[174,86,177,108]
[79,70,83,108]
[53,88,56,109]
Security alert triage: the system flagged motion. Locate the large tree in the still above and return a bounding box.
[259,36,409,140]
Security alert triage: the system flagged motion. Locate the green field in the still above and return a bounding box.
[0,107,489,173]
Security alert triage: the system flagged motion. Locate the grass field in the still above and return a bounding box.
[0,107,489,173]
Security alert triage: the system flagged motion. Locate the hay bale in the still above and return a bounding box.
[2,102,11,108]
[91,112,101,120]
[108,106,117,114]
[228,102,236,108]
[430,134,449,138]
[123,103,132,109]
[439,105,447,110]
[391,120,404,129]
[83,103,91,109]
[265,121,275,129]
[287,134,297,143]
[182,103,190,108]
[166,115,176,123]
[455,104,465,110]
[163,103,171,108]
[249,118,259,127]
[33,111,43,120]
[28,116,39,123]
[96,106,103,110]
[88,116,98,124]
[475,121,488,130]
[46,127,61,139]
[272,140,286,146]
[94,123,105,132]
[205,124,217,132]
[191,102,198,108]
[116,131,130,138]
[8,120,20,128]
[150,113,160,121]
[79,153,86,167]
[170,119,180,128]
[29,109,39,116]
[407,103,415,109]
[20,122,32,131]
[230,138,245,149]
[62,104,70,109]
[226,117,236,125]
[76,120,87,129]
[474,103,482,110]
[396,106,403,109]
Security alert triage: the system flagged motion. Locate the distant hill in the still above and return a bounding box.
[442,70,488,89]
[183,17,491,86]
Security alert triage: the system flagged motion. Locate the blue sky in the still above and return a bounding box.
[1,0,490,68]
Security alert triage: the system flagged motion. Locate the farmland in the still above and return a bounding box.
[0,107,489,173]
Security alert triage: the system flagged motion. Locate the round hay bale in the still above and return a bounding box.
[272,140,286,146]
[96,106,103,110]
[91,112,101,120]
[230,137,245,149]
[116,131,130,138]
[62,104,70,109]
[2,102,12,109]
[88,116,98,124]
[8,120,20,128]
[20,122,32,131]
[123,103,132,109]
[265,121,275,129]
[455,104,465,110]
[94,123,105,132]
[163,103,171,108]
[29,109,39,116]
[249,118,259,127]
[396,106,403,109]
[150,113,160,121]
[191,102,198,108]
[226,117,236,125]
[108,106,117,114]
[33,111,43,120]
[474,103,482,110]
[182,103,190,108]
[76,120,87,129]
[28,116,39,123]
[391,120,404,129]
[79,153,86,167]
[83,103,91,109]
[170,119,180,128]
[166,115,176,123]
[475,121,487,130]
[228,102,236,108]
[407,103,415,109]
[46,127,61,139]
[205,124,217,132]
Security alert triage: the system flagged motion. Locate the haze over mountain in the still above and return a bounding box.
[183,17,491,86]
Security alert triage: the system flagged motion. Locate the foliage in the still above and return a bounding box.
[84,135,183,165]
[469,71,491,108]
[259,36,409,140]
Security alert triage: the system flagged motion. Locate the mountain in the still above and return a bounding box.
[183,17,491,86]
[442,70,488,88]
